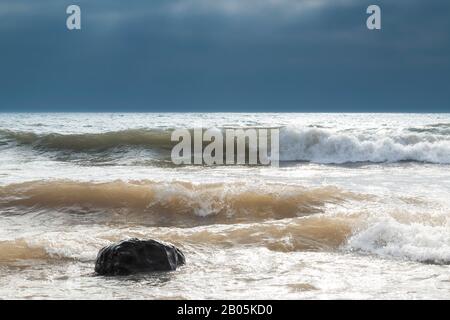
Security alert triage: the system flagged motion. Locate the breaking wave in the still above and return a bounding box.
[346,217,450,265]
[3,213,449,265]
[0,129,175,151]
[1,189,449,265]
[1,126,450,164]
[0,215,356,263]
[280,127,450,164]
[0,180,360,224]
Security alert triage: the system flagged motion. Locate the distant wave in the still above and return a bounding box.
[1,126,450,164]
[280,127,450,164]
[0,129,175,152]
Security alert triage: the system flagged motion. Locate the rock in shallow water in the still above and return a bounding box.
[95,238,185,276]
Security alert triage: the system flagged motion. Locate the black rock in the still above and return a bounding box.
[95,238,185,276]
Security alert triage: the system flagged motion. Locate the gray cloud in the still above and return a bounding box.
[0,0,449,111]
[165,0,356,16]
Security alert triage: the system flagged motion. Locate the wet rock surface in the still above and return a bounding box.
[95,238,185,276]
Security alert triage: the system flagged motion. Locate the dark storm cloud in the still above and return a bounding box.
[0,0,449,111]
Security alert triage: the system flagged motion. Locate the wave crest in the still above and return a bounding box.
[0,129,174,152]
[346,217,450,264]
[280,127,450,164]
[0,180,360,224]
[2,126,450,164]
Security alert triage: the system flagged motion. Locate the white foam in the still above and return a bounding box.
[346,217,450,264]
[279,127,450,164]
[25,232,109,262]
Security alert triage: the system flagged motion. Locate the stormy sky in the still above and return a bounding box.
[0,0,449,112]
